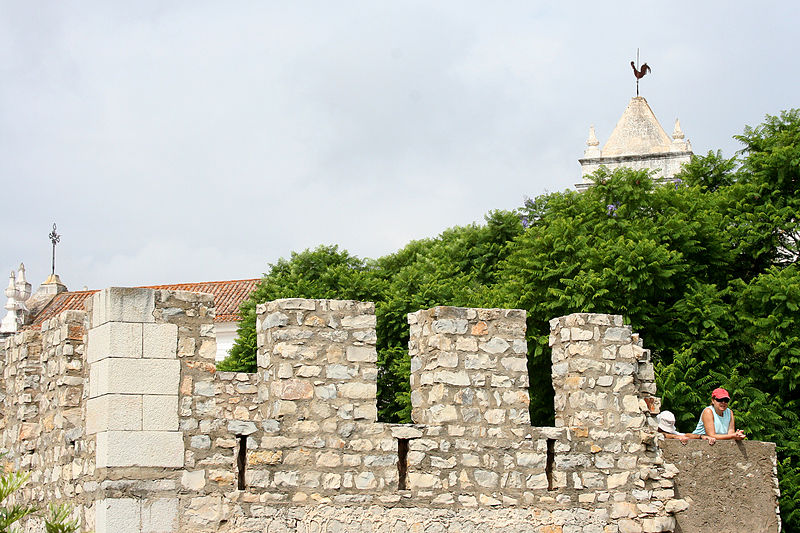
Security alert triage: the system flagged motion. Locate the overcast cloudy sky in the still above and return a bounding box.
[1,1,798,291]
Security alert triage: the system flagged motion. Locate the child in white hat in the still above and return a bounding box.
[657,410,706,445]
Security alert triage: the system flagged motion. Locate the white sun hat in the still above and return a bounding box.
[657,410,679,435]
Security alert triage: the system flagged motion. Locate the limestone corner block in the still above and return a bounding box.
[89,358,180,398]
[91,287,156,327]
[95,497,178,533]
[143,395,179,431]
[95,498,140,533]
[87,322,143,363]
[143,323,178,359]
[141,498,179,532]
[96,431,184,468]
[87,394,143,434]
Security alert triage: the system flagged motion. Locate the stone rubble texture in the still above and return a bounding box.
[0,290,780,532]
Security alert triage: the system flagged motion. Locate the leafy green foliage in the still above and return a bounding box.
[0,468,36,533]
[217,211,523,421]
[225,110,800,529]
[43,504,79,533]
[217,245,381,372]
[0,457,79,533]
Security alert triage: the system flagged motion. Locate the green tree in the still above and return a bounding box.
[223,110,800,530]
[217,245,381,372]
[0,458,79,533]
[220,211,522,422]
[494,167,738,423]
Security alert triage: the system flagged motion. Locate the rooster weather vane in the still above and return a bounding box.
[630,48,651,96]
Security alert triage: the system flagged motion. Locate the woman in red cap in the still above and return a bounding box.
[691,387,746,444]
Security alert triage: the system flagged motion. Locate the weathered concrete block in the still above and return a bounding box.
[89,358,180,397]
[87,322,143,363]
[96,431,184,468]
[142,323,178,359]
[91,287,155,327]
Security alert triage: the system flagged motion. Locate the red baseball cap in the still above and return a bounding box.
[712,387,730,399]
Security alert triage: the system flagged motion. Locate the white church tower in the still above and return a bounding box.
[1,263,32,335]
[577,96,693,190]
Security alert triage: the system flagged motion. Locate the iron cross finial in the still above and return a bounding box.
[49,223,61,276]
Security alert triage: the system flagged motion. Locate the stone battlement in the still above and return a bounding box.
[0,288,780,532]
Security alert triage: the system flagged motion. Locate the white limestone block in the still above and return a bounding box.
[89,358,180,398]
[346,346,377,362]
[409,472,440,489]
[480,337,511,354]
[389,425,423,439]
[338,382,377,399]
[95,498,140,533]
[341,314,376,328]
[87,322,143,363]
[142,323,178,359]
[91,287,155,327]
[87,395,143,434]
[142,395,179,431]
[500,357,528,372]
[96,431,184,467]
[141,498,178,532]
[181,470,206,490]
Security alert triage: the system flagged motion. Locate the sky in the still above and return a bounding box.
[1,1,798,291]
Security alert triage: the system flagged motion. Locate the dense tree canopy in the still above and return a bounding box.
[219,110,800,530]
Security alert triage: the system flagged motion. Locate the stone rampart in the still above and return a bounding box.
[0,290,781,533]
[408,306,530,435]
[1,310,91,525]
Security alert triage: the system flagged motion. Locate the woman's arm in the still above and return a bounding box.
[727,411,746,440]
[698,410,718,444]
[703,409,744,440]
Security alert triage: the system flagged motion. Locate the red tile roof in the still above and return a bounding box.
[30,290,96,327]
[142,279,259,322]
[28,279,259,328]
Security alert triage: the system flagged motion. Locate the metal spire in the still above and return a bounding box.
[49,223,61,276]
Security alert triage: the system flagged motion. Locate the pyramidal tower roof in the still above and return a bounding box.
[577,95,692,190]
[602,96,672,157]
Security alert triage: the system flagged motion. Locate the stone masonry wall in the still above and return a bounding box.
[1,310,90,528]
[86,287,217,532]
[0,291,781,533]
[172,304,682,532]
[548,314,675,532]
[408,306,530,435]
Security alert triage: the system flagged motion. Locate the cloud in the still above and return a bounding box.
[1,1,799,290]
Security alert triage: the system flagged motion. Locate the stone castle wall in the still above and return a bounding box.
[1,310,93,526]
[0,288,781,532]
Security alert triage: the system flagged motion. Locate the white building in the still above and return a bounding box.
[1,269,257,361]
[577,96,693,190]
